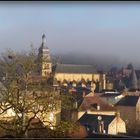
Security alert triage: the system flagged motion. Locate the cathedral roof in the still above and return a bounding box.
[55,64,97,74]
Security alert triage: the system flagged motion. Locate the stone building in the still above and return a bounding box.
[115,95,140,124]
[77,95,117,120]
[36,34,106,91]
[37,34,52,78]
[53,64,106,91]
[78,112,126,135]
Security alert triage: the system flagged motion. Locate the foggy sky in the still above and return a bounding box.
[1,2,140,69]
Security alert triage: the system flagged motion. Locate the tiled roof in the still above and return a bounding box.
[55,64,97,74]
[78,113,115,132]
[78,96,116,111]
[115,96,139,106]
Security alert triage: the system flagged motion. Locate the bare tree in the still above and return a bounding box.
[0,48,85,138]
[0,48,61,138]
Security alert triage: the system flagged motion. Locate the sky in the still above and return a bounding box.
[1,1,140,68]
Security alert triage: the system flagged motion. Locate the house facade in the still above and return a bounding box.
[78,112,126,135]
[77,95,117,120]
[115,95,140,124]
[35,34,106,91]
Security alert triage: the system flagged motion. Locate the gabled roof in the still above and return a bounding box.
[78,96,116,111]
[115,96,139,106]
[55,64,97,74]
[78,113,115,132]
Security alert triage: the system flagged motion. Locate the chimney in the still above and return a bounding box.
[92,103,100,110]
[101,121,105,134]
[82,91,86,97]
[115,112,120,118]
[98,120,105,134]
[97,104,100,110]
[115,112,120,124]
[97,116,102,133]
[115,112,120,133]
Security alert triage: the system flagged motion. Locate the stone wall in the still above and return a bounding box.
[54,73,106,89]
[116,106,136,124]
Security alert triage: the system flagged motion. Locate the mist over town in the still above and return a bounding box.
[0,1,140,138]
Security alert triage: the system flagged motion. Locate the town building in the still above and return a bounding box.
[77,94,117,120]
[78,112,126,135]
[100,93,124,106]
[37,34,52,78]
[35,34,106,92]
[115,95,140,124]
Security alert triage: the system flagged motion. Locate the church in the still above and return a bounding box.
[35,34,106,91]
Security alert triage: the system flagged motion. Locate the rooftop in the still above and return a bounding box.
[78,113,116,132]
[55,64,97,74]
[115,96,139,106]
[101,93,121,97]
[78,96,116,111]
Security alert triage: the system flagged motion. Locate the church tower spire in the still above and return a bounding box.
[41,34,48,49]
[38,34,52,77]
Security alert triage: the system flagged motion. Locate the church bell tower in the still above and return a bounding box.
[38,34,52,77]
